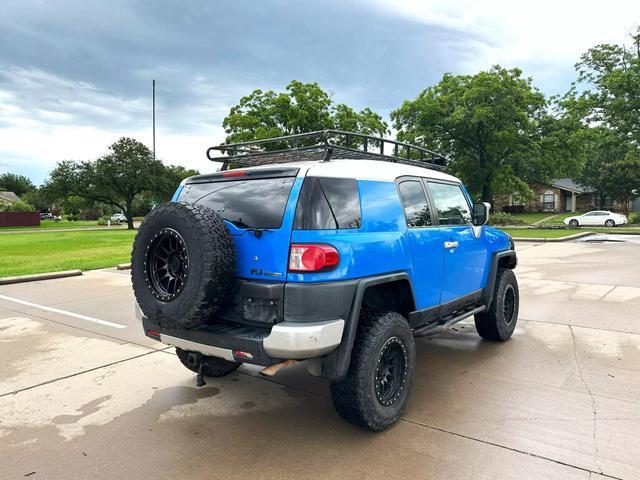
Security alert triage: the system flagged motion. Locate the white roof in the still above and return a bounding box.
[241,158,460,183]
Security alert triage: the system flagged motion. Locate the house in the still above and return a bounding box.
[494,178,631,213]
[0,191,21,205]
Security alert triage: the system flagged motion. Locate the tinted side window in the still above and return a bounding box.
[293,177,361,230]
[179,177,295,229]
[427,182,472,225]
[398,180,432,227]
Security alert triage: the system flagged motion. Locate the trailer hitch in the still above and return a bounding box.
[187,352,207,387]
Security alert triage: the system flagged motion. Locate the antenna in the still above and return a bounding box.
[152,79,156,206]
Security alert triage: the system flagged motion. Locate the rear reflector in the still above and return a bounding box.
[222,170,247,177]
[233,350,254,359]
[289,244,340,272]
[146,330,161,339]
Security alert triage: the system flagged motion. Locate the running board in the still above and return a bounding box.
[413,305,486,338]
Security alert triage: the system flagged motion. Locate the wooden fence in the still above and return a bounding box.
[0,211,41,227]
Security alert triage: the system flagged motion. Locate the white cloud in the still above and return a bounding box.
[363,0,639,86]
[0,65,228,182]
[0,124,225,183]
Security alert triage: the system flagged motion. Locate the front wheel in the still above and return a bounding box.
[176,348,241,377]
[605,219,615,227]
[475,268,519,341]
[569,219,579,228]
[330,310,416,431]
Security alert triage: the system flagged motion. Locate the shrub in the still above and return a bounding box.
[65,214,79,221]
[488,212,527,226]
[0,200,36,212]
[629,212,640,224]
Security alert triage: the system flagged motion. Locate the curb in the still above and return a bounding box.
[0,269,83,285]
[512,231,594,243]
[117,263,131,270]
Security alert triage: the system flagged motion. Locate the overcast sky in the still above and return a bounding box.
[1,0,639,184]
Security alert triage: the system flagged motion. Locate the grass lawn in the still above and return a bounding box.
[0,220,124,231]
[0,229,137,277]
[509,212,554,224]
[498,228,582,239]
[500,225,640,239]
[538,212,583,226]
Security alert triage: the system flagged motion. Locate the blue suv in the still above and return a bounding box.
[132,130,518,431]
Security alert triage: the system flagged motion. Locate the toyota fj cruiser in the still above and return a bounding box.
[132,130,518,431]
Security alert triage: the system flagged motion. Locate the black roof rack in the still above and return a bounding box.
[206,130,448,171]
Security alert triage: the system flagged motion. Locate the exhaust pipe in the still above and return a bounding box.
[260,359,298,377]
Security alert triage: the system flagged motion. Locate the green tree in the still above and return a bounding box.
[159,165,199,200]
[602,151,640,216]
[391,66,584,203]
[222,80,388,149]
[578,128,631,206]
[0,173,35,197]
[22,188,51,212]
[569,28,640,144]
[44,138,162,229]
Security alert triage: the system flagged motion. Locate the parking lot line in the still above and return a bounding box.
[0,293,127,329]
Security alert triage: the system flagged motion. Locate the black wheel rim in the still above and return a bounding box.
[503,285,516,325]
[145,228,189,302]
[374,337,408,407]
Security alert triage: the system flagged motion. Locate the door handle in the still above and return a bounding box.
[444,241,459,250]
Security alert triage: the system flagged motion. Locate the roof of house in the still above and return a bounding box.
[0,191,21,203]
[550,178,593,194]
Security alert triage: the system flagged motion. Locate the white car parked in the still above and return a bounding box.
[110,213,127,223]
[564,210,628,228]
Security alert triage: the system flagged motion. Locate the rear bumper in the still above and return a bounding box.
[135,302,344,363]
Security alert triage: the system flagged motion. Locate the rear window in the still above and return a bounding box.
[178,177,295,229]
[293,177,361,230]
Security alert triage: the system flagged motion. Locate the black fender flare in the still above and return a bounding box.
[481,249,517,308]
[316,272,415,381]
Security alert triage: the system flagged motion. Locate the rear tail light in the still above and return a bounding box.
[222,170,247,177]
[289,244,340,272]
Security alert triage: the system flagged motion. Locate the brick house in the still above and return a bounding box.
[494,178,630,213]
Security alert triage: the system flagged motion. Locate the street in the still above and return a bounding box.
[1,240,639,480]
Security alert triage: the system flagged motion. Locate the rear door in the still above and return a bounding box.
[426,180,488,306]
[397,178,444,311]
[178,168,301,281]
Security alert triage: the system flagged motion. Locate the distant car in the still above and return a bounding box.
[564,210,628,228]
[110,213,127,223]
[40,212,55,220]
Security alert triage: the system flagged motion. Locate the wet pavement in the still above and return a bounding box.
[1,241,639,479]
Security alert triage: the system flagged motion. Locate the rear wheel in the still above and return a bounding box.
[176,348,241,377]
[605,219,615,227]
[330,310,415,431]
[569,219,579,228]
[475,268,519,341]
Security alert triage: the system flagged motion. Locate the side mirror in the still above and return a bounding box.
[472,202,491,226]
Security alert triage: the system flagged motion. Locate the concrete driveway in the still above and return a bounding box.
[1,240,639,479]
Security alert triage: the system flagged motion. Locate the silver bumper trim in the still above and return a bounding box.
[263,319,345,359]
[159,334,236,362]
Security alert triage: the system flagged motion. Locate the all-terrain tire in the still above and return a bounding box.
[131,202,236,329]
[176,348,241,377]
[330,310,416,431]
[475,268,519,341]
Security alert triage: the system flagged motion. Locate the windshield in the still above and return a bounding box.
[178,177,295,229]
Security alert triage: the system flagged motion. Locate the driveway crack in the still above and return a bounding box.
[569,325,603,476]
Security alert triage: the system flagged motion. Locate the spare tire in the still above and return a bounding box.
[131,202,236,329]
